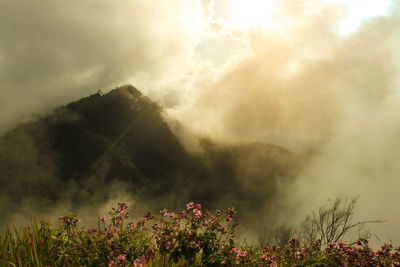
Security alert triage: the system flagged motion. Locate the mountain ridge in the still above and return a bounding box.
[0,85,302,230]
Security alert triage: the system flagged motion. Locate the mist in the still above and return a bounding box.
[0,0,199,133]
[171,0,400,243]
[1,0,400,245]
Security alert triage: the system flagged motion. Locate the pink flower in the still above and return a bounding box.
[100,215,106,223]
[204,221,209,227]
[193,208,202,219]
[134,255,147,267]
[163,211,175,218]
[87,227,96,234]
[232,247,247,261]
[186,202,195,210]
[117,254,126,262]
[108,260,115,267]
[196,204,202,209]
[240,250,247,257]
[117,202,127,213]
[226,215,233,221]
[75,217,81,223]
[58,216,64,221]
[165,241,172,250]
[130,223,136,229]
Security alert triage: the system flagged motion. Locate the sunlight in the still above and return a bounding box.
[229,0,275,30]
[322,0,391,34]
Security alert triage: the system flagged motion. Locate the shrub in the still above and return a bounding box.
[0,202,398,266]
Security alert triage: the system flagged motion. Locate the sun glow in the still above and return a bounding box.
[229,0,275,30]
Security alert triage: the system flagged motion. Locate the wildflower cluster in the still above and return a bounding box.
[321,239,400,266]
[153,202,242,265]
[1,202,399,266]
[258,237,400,266]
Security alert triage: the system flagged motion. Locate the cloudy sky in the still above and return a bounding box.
[1,0,400,243]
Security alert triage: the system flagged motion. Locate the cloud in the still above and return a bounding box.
[0,0,200,132]
[175,1,399,148]
[168,0,400,243]
[199,0,215,19]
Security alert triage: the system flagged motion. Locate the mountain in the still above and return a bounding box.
[48,85,195,189]
[0,85,303,227]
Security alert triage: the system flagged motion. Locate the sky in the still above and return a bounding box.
[1,0,400,244]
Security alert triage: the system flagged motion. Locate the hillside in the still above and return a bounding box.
[0,85,302,227]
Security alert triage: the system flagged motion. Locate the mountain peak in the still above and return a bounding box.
[107,84,142,99]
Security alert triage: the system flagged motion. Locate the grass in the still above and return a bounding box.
[1,202,399,266]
